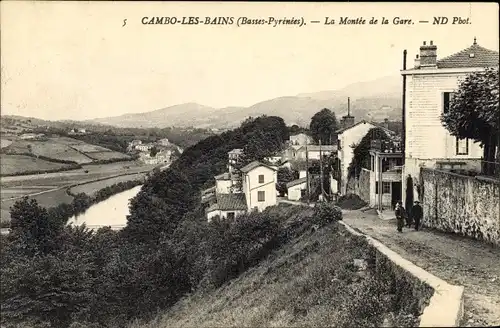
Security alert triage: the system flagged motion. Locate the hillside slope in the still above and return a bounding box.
[129,205,428,328]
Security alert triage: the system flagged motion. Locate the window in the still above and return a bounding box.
[258,174,264,183]
[443,92,455,113]
[383,182,391,194]
[456,137,469,155]
[375,181,391,194]
[227,212,235,220]
[258,191,265,202]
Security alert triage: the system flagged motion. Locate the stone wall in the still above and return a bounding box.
[345,168,371,203]
[340,221,464,327]
[420,168,500,245]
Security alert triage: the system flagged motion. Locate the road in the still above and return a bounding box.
[342,209,500,327]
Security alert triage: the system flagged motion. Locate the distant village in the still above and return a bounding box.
[127,138,182,166]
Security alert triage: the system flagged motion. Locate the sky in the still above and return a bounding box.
[1,1,498,121]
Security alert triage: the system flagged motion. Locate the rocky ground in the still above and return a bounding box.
[342,209,500,327]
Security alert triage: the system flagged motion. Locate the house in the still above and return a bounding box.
[228,148,243,173]
[282,144,303,161]
[337,120,393,195]
[140,150,171,165]
[215,172,233,194]
[286,177,307,201]
[241,161,278,212]
[298,145,337,160]
[289,133,313,146]
[136,143,154,152]
[206,193,248,222]
[264,155,283,164]
[401,39,498,198]
[368,138,403,210]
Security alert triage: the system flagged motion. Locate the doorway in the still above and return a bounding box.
[391,181,402,209]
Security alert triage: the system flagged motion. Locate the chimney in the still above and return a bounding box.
[419,40,437,68]
[341,97,355,129]
[414,54,420,68]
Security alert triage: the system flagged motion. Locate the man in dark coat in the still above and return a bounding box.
[394,202,405,232]
[412,200,423,231]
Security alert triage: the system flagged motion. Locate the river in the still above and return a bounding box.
[67,185,142,230]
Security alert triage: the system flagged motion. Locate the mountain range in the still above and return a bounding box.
[86,75,403,129]
[2,75,403,129]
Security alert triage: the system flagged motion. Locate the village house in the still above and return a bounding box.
[337,121,393,195]
[286,177,307,201]
[368,138,403,210]
[228,148,243,173]
[298,145,337,161]
[139,150,171,165]
[157,138,170,146]
[205,159,278,220]
[289,133,313,146]
[206,193,248,222]
[401,39,498,198]
[241,161,278,213]
[135,143,155,152]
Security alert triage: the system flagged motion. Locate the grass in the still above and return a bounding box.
[1,188,73,223]
[127,208,428,328]
[70,144,111,153]
[0,155,72,175]
[1,139,13,148]
[85,151,130,161]
[70,173,146,196]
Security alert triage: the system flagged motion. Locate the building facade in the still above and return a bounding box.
[401,39,498,200]
[289,133,313,146]
[241,161,278,212]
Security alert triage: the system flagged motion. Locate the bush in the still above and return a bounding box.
[313,202,343,226]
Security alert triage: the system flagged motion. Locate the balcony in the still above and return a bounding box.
[370,139,402,154]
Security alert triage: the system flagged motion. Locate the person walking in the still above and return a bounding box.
[412,200,423,231]
[395,202,405,233]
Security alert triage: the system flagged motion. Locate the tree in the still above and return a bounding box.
[150,146,159,157]
[309,108,339,145]
[276,167,299,196]
[441,67,499,176]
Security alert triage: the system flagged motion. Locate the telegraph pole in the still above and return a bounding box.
[306,143,310,204]
[319,139,324,201]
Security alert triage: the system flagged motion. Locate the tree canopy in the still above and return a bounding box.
[441,67,499,174]
[309,108,339,145]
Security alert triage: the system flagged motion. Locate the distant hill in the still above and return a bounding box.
[87,75,402,128]
[3,75,403,129]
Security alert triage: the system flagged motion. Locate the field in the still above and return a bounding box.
[131,208,430,328]
[70,173,146,196]
[85,151,131,161]
[0,136,134,175]
[0,139,13,148]
[70,143,111,153]
[0,155,73,175]
[1,188,73,223]
[1,160,153,223]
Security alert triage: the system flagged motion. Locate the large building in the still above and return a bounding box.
[401,39,498,200]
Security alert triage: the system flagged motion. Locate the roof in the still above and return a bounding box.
[286,177,307,188]
[214,172,231,180]
[240,160,277,173]
[436,42,499,69]
[336,120,395,135]
[201,186,216,195]
[228,148,243,154]
[216,193,248,211]
[298,145,337,152]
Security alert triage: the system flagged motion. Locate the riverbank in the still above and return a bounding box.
[1,161,154,223]
[1,172,146,227]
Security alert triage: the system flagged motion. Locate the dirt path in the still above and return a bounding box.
[342,209,500,327]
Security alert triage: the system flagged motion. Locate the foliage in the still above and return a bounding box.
[149,146,159,157]
[347,127,391,179]
[313,202,343,226]
[276,167,299,196]
[441,67,499,174]
[309,108,339,145]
